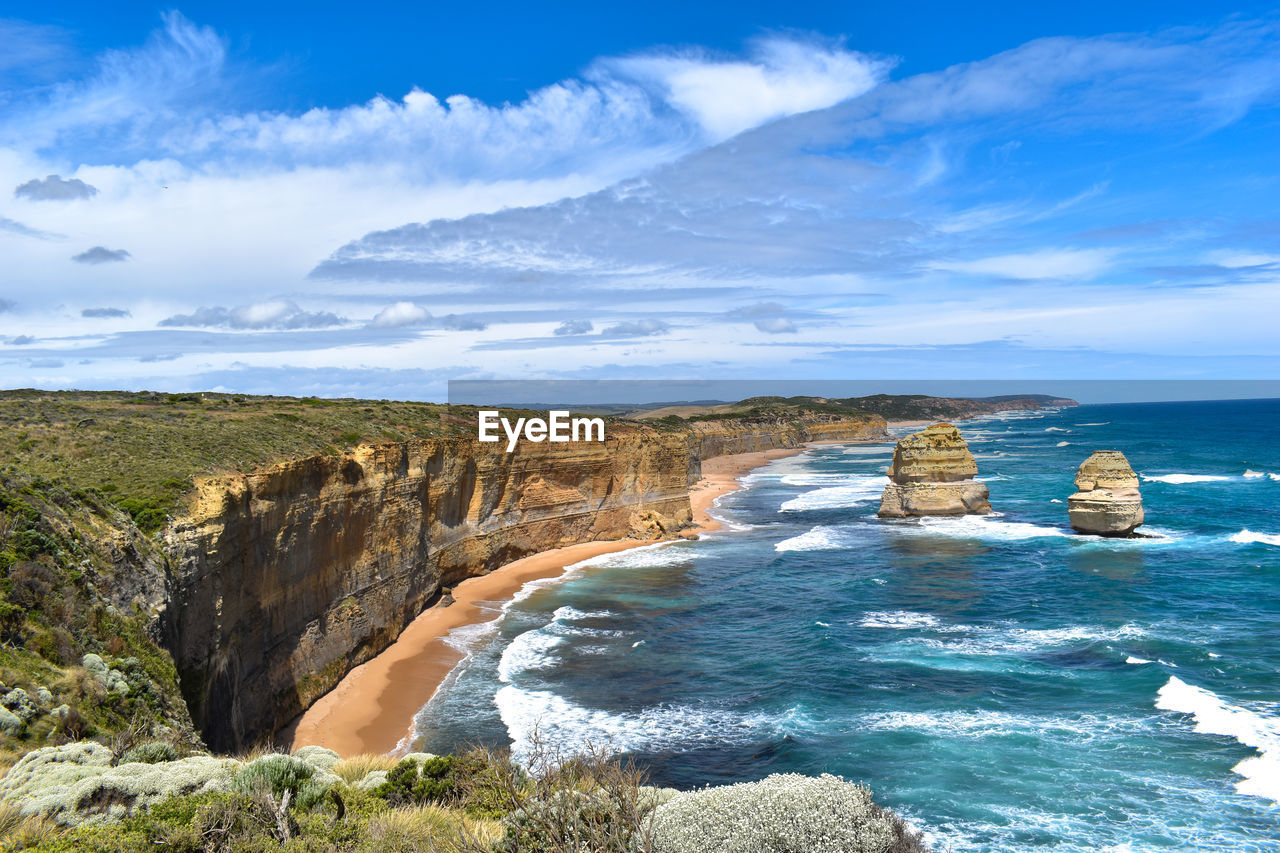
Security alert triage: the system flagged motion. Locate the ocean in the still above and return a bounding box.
[412,398,1280,851]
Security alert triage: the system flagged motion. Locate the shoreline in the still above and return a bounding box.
[286,441,881,757]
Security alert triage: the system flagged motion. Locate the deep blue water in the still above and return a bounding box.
[414,399,1280,851]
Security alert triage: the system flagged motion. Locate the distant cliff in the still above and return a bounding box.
[689,412,888,460]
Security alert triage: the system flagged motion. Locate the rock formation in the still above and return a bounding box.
[878,423,991,518]
[1068,451,1144,536]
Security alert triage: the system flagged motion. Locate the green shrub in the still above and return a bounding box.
[113,498,166,534]
[231,753,334,811]
[375,755,459,808]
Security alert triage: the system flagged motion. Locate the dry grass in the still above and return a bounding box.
[0,801,62,851]
[362,804,502,853]
[332,753,399,784]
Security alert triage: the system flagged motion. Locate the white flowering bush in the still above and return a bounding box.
[356,769,389,790]
[0,707,23,735]
[0,741,239,826]
[293,744,341,772]
[650,773,926,853]
[2,687,40,722]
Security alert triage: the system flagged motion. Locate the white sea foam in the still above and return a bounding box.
[1243,469,1267,479]
[503,540,682,611]
[872,621,1147,660]
[779,475,890,512]
[553,605,613,621]
[631,640,644,648]
[498,629,564,683]
[1156,676,1280,803]
[779,472,860,487]
[1050,498,1063,503]
[859,610,940,629]
[840,445,894,456]
[441,617,503,654]
[1141,473,1233,484]
[498,605,631,684]
[909,515,1070,541]
[814,621,830,627]
[496,686,798,763]
[1127,656,1153,664]
[1056,441,1071,447]
[1045,427,1069,432]
[774,525,857,552]
[1229,529,1280,546]
[861,709,1146,741]
[1075,422,1110,426]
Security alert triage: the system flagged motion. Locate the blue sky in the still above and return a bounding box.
[2,3,1279,400]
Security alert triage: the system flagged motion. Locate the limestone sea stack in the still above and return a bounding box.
[1068,450,1144,536]
[878,423,992,517]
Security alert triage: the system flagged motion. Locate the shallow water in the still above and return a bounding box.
[413,399,1280,851]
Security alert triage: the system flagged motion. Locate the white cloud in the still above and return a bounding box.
[1205,250,1280,268]
[932,249,1114,280]
[370,302,431,328]
[607,37,886,140]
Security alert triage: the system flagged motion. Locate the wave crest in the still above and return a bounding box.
[1156,676,1280,803]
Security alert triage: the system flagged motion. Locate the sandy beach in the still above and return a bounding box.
[287,444,862,757]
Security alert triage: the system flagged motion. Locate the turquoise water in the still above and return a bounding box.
[414,399,1280,851]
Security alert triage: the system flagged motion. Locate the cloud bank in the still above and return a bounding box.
[1,14,1278,398]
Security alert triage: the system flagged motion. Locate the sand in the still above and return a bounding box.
[286,442,874,758]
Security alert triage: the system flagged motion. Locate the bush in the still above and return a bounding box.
[0,742,238,826]
[649,773,928,853]
[231,753,335,811]
[375,755,459,807]
[113,498,166,535]
[119,742,178,764]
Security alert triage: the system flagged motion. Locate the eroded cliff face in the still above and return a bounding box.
[163,429,695,751]
[689,413,887,461]
[161,414,884,751]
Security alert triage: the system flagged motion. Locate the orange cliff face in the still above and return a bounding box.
[157,412,887,752]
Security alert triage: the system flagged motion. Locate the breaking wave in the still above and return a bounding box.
[1229,529,1280,547]
[779,475,889,512]
[1142,473,1233,484]
[1156,676,1280,803]
[496,686,806,763]
[906,515,1070,541]
[774,525,858,552]
[859,610,940,629]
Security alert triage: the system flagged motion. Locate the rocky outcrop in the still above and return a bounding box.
[1068,451,1144,536]
[878,423,991,518]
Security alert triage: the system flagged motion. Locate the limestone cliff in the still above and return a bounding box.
[878,423,991,518]
[1068,451,1144,536]
[162,413,882,751]
[164,430,694,751]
